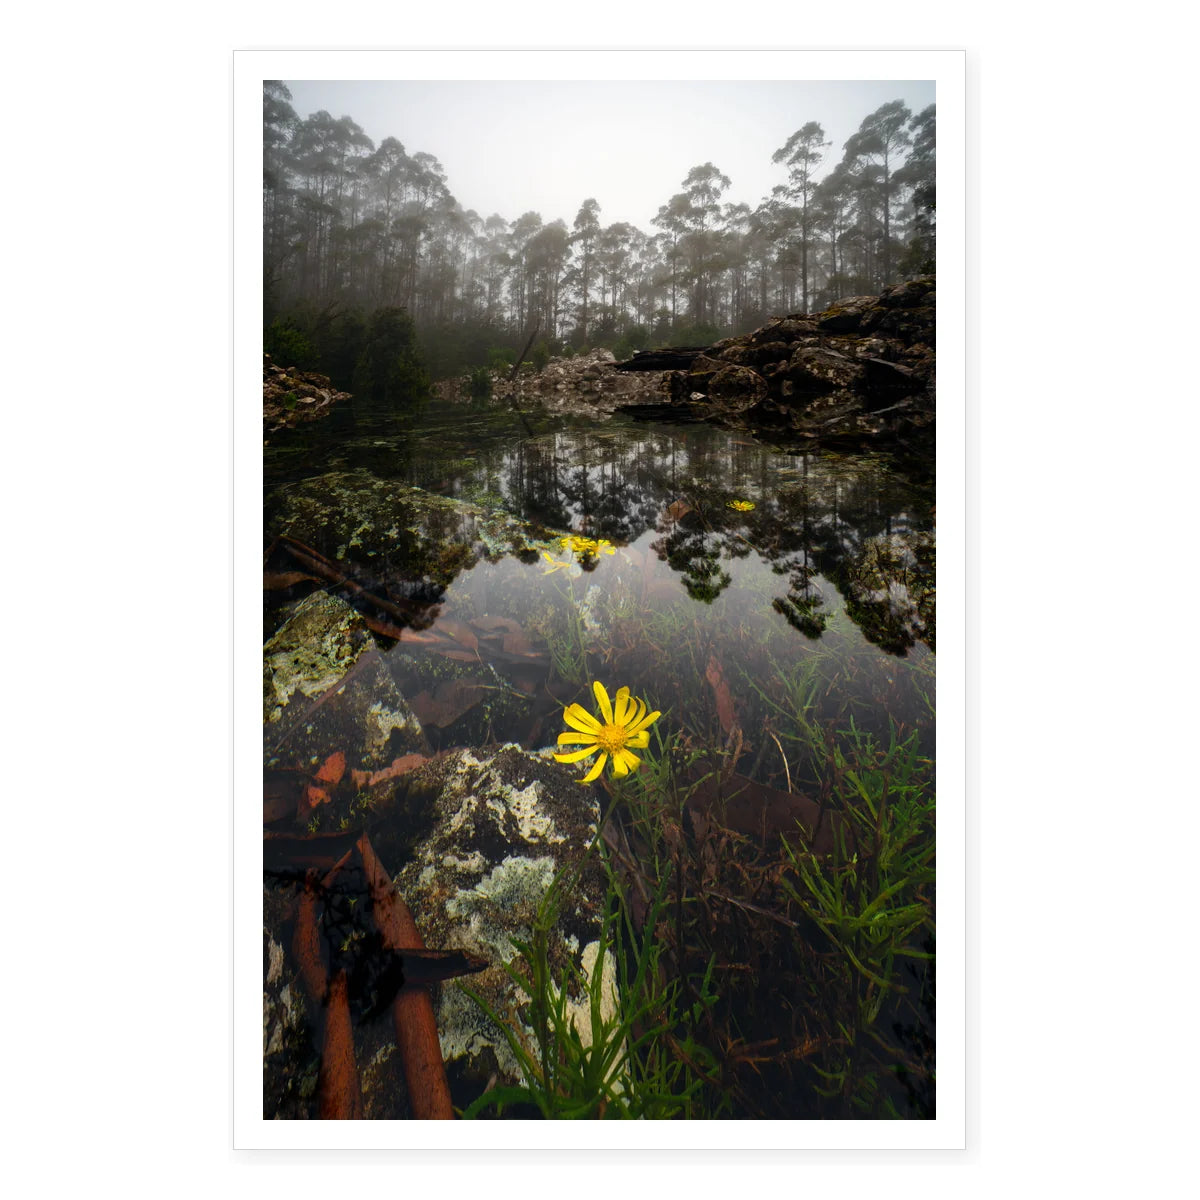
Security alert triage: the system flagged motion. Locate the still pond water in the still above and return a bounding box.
[264,393,936,1119]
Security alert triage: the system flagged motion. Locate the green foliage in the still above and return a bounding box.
[487,345,516,371]
[319,310,368,391]
[351,306,430,404]
[264,319,316,371]
[624,325,650,352]
[529,340,551,372]
[464,366,492,399]
[461,860,724,1120]
[670,321,723,346]
[776,717,935,1115]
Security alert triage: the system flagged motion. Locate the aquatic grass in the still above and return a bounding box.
[460,854,723,1120]
[775,717,936,1115]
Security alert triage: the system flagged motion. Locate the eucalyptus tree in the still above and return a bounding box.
[262,81,299,317]
[844,101,912,287]
[679,162,732,327]
[651,193,690,328]
[597,222,636,333]
[772,121,830,312]
[507,211,544,331]
[811,164,857,303]
[262,83,935,377]
[745,195,783,322]
[287,110,375,300]
[479,214,510,325]
[570,198,602,343]
[720,201,752,330]
[894,105,936,275]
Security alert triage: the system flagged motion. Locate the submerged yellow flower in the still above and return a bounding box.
[540,550,573,574]
[727,498,756,512]
[554,681,661,783]
[558,534,616,559]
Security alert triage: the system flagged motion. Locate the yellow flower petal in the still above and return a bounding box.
[626,730,650,749]
[613,686,632,725]
[613,747,641,774]
[592,680,613,725]
[557,731,597,745]
[578,752,608,784]
[554,745,601,764]
[563,704,601,734]
[629,708,662,734]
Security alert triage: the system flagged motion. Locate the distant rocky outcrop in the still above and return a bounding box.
[263,354,351,432]
[616,276,936,447]
[436,347,668,414]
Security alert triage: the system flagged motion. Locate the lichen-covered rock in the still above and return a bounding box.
[786,346,865,393]
[646,278,936,448]
[392,745,608,1099]
[265,469,556,578]
[816,294,879,333]
[716,340,791,369]
[263,591,375,724]
[264,643,431,831]
[262,895,319,1119]
[707,364,768,407]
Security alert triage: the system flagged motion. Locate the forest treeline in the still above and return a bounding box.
[263,81,935,384]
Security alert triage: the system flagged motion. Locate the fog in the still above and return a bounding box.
[282,79,936,230]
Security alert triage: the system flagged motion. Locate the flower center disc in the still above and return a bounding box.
[596,723,628,753]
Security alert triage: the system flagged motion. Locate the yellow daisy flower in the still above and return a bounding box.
[726,499,756,512]
[558,534,616,559]
[553,681,661,783]
[540,550,573,574]
[558,534,592,555]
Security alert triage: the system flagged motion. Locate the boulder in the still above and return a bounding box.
[816,295,878,333]
[786,346,865,394]
[264,469,555,578]
[392,746,611,1101]
[707,364,768,406]
[263,591,375,725]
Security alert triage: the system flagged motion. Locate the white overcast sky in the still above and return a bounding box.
[281,79,936,232]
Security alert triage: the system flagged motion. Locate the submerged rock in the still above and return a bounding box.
[263,591,375,725]
[265,469,558,583]
[392,745,609,1100]
[264,589,430,834]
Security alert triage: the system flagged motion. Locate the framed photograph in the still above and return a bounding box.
[234,48,964,1149]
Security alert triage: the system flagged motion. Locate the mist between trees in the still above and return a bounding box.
[263,82,935,387]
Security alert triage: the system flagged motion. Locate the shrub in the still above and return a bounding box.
[465,366,492,398]
[351,307,430,404]
[264,320,316,371]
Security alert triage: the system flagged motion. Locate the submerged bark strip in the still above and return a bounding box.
[358,835,455,1120]
[318,970,364,1119]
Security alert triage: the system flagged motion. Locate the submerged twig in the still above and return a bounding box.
[769,730,793,794]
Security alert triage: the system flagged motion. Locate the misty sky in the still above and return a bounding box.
[282,79,935,232]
